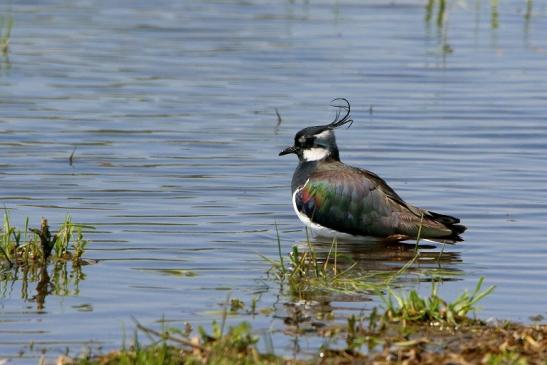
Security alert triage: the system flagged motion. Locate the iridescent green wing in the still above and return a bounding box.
[295,163,398,236]
[295,162,462,239]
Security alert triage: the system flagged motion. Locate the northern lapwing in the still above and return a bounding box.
[279,99,466,243]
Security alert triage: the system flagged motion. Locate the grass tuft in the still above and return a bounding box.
[0,212,92,308]
[80,321,279,365]
[382,276,495,325]
[0,212,91,266]
[264,234,399,298]
[74,301,547,365]
[264,221,438,299]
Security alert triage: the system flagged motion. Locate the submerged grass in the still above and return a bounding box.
[263,228,410,299]
[0,15,13,54]
[264,236,394,297]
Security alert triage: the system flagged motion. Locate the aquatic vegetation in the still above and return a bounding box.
[337,277,494,354]
[381,277,495,325]
[230,298,246,313]
[425,0,446,27]
[332,319,547,365]
[48,225,529,364]
[264,224,461,301]
[264,226,409,298]
[0,213,89,266]
[483,351,528,365]
[0,213,91,309]
[72,322,547,364]
[264,234,396,299]
[71,280,547,365]
[0,15,13,54]
[424,0,530,55]
[78,320,278,365]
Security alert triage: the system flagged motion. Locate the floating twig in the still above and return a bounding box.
[274,108,282,134]
[69,146,77,166]
[275,108,282,124]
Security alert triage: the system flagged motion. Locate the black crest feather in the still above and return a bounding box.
[327,98,353,129]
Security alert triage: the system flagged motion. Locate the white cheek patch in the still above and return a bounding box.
[302,147,330,161]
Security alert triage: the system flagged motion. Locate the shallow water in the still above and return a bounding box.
[1,0,547,362]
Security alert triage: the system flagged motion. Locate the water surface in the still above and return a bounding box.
[1,0,547,362]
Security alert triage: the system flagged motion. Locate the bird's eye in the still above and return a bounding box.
[296,135,315,147]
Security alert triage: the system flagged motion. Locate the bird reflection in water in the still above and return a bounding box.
[297,235,462,280]
[272,234,463,355]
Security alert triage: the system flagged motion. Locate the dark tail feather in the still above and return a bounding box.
[428,210,467,242]
[450,223,467,235]
[428,211,460,225]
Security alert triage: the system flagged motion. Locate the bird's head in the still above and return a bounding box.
[279,98,353,162]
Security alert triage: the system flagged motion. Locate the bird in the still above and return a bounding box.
[278,98,466,243]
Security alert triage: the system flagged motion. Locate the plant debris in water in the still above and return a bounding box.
[65,279,547,365]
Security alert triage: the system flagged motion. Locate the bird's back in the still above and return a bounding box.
[292,160,465,242]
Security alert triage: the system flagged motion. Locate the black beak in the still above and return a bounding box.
[279,145,297,156]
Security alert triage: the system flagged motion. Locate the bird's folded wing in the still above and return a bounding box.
[294,164,416,237]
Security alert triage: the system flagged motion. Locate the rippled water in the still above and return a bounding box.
[1,0,547,362]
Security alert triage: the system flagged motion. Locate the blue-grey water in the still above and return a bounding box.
[1,0,547,363]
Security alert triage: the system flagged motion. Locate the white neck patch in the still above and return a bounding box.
[315,130,332,139]
[302,147,330,161]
